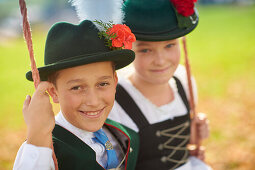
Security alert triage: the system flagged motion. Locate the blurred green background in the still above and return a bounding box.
[0,0,255,169]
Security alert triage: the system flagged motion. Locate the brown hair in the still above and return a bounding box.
[47,71,59,87]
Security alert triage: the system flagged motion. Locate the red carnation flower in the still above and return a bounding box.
[171,0,196,17]
[107,24,136,49]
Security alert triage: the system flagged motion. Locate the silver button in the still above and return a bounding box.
[156,130,161,137]
[184,122,189,127]
[130,147,133,153]
[158,144,164,150]
[161,156,167,163]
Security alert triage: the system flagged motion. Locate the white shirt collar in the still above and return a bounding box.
[55,111,95,142]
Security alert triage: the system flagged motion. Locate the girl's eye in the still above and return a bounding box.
[139,49,150,53]
[165,44,174,48]
[71,86,81,90]
[166,44,174,48]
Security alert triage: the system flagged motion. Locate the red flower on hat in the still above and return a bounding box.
[171,0,197,17]
[107,24,136,50]
[95,20,136,50]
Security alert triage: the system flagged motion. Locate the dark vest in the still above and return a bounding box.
[52,119,139,170]
[115,77,190,170]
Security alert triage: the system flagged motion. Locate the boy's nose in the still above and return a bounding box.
[82,89,100,106]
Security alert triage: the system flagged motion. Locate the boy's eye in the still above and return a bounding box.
[71,86,81,90]
[98,82,110,87]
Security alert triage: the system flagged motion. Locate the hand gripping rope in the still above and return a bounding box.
[19,0,58,169]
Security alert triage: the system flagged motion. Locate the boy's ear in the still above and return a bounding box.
[114,71,118,87]
[47,83,59,103]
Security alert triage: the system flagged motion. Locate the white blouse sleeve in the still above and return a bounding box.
[174,65,198,104]
[109,101,139,132]
[13,142,54,170]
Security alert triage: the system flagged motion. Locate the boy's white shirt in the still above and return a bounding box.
[13,112,124,170]
[108,65,211,170]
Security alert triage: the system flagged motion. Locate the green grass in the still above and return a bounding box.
[187,5,255,98]
[0,30,46,130]
[0,4,255,170]
[186,5,255,169]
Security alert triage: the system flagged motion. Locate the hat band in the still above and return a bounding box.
[132,25,178,36]
[46,51,108,65]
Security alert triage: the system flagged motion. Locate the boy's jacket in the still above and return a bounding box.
[52,119,139,170]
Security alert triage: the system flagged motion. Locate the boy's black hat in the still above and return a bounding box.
[26,20,135,81]
[123,0,199,41]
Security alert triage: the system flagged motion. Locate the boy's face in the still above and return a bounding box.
[49,61,118,132]
[132,39,180,85]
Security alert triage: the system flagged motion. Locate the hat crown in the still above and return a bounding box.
[44,20,109,65]
[26,20,135,81]
[123,0,199,41]
[124,0,177,34]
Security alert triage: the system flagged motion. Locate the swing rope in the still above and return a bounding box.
[19,0,40,88]
[182,37,201,156]
[19,0,58,169]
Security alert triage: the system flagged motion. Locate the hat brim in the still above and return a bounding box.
[26,49,134,81]
[133,20,198,41]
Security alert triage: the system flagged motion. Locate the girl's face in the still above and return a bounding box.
[49,61,118,132]
[132,39,180,85]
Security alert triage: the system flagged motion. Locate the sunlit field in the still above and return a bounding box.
[0,5,254,170]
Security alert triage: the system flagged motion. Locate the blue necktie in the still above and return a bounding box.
[93,129,119,169]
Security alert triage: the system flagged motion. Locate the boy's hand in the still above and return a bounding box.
[23,82,55,148]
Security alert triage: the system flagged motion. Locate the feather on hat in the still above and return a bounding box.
[69,0,124,30]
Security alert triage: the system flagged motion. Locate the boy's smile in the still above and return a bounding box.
[48,61,118,132]
[78,107,106,118]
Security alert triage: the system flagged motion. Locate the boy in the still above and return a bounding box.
[13,20,139,170]
[107,0,211,169]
